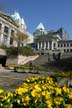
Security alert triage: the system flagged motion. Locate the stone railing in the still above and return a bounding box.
[18,55,39,65]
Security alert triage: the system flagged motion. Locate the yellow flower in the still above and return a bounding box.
[54,97,63,105]
[34,85,41,92]
[56,88,62,95]
[0,89,4,94]
[17,99,20,104]
[62,85,69,93]
[26,78,30,82]
[46,100,52,108]
[7,98,10,103]
[45,93,51,100]
[68,92,72,99]
[42,91,46,96]
[64,104,72,108]
[15,87,28,95]
[4,96,8,100]
[31,89,40,98]
[7,92,13,97]
[22,83,28,87]
[22,96,30,106]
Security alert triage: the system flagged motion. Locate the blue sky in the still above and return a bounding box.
[0,0,72,39]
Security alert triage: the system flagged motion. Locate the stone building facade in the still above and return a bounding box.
[0,11,33,47]
[33,23,72,54]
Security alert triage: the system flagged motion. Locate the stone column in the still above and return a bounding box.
[7,28,11,46]
[37,42,39,50]
[44,42,46,50]
[46,42,49,50]
[48,42,49,49]
[40,42,42,49]
[52,41,54,50]
[0,23,4,44]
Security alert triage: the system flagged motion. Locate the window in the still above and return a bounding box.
[67,43,69,47]
[4,26,9,34]
[64,44,66,47]
[70,49,72,52]
[67,49,69,52]
[61,44,62,47]
[0,23,2,30]
[70,43,72,47]
[64,49,66,52]
[11,30,14,36]
[10,37,13,45]
[54,43,56,47]
[58,44,59,47]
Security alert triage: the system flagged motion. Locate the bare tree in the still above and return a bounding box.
[14,31,28,47]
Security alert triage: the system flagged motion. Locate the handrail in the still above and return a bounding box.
[18,55,39,65]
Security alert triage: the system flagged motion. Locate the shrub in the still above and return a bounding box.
[6,47,18,57]
[18,46,36,56]
[3,46,36,56]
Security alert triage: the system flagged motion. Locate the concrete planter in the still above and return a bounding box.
[30,69,39,74]
[24,69,30,73]
[8,67,14,70]
[16,68,24,73]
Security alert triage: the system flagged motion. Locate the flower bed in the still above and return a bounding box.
[51,72,72,87]
[53,71,72,78]
[14,65,41,73]
[0,76,72,108]
[6,64,42,73]
[5,64,16,70]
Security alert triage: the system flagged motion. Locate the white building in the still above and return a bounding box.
[0,11,33,47]
[33,22,47,36]
[33,23,72,54]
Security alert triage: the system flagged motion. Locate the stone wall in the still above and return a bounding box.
[6,55,39,65]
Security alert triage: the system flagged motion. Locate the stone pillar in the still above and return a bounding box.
[0,23,4,44]
[40,42,42,49]
[44,42,46,50]
[46,42,49,50]
[48,42,49,49]
[7,28,11,46]
[52,41,54,50]
[37,42,39,50]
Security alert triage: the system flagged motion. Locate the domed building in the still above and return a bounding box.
[33,22,47,36]
[33,23,72,55]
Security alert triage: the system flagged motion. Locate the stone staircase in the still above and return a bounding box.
[25,55,49,71]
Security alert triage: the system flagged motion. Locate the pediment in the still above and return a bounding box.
[0,12,18,27]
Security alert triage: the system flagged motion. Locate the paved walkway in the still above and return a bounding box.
[0,67,52,91]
